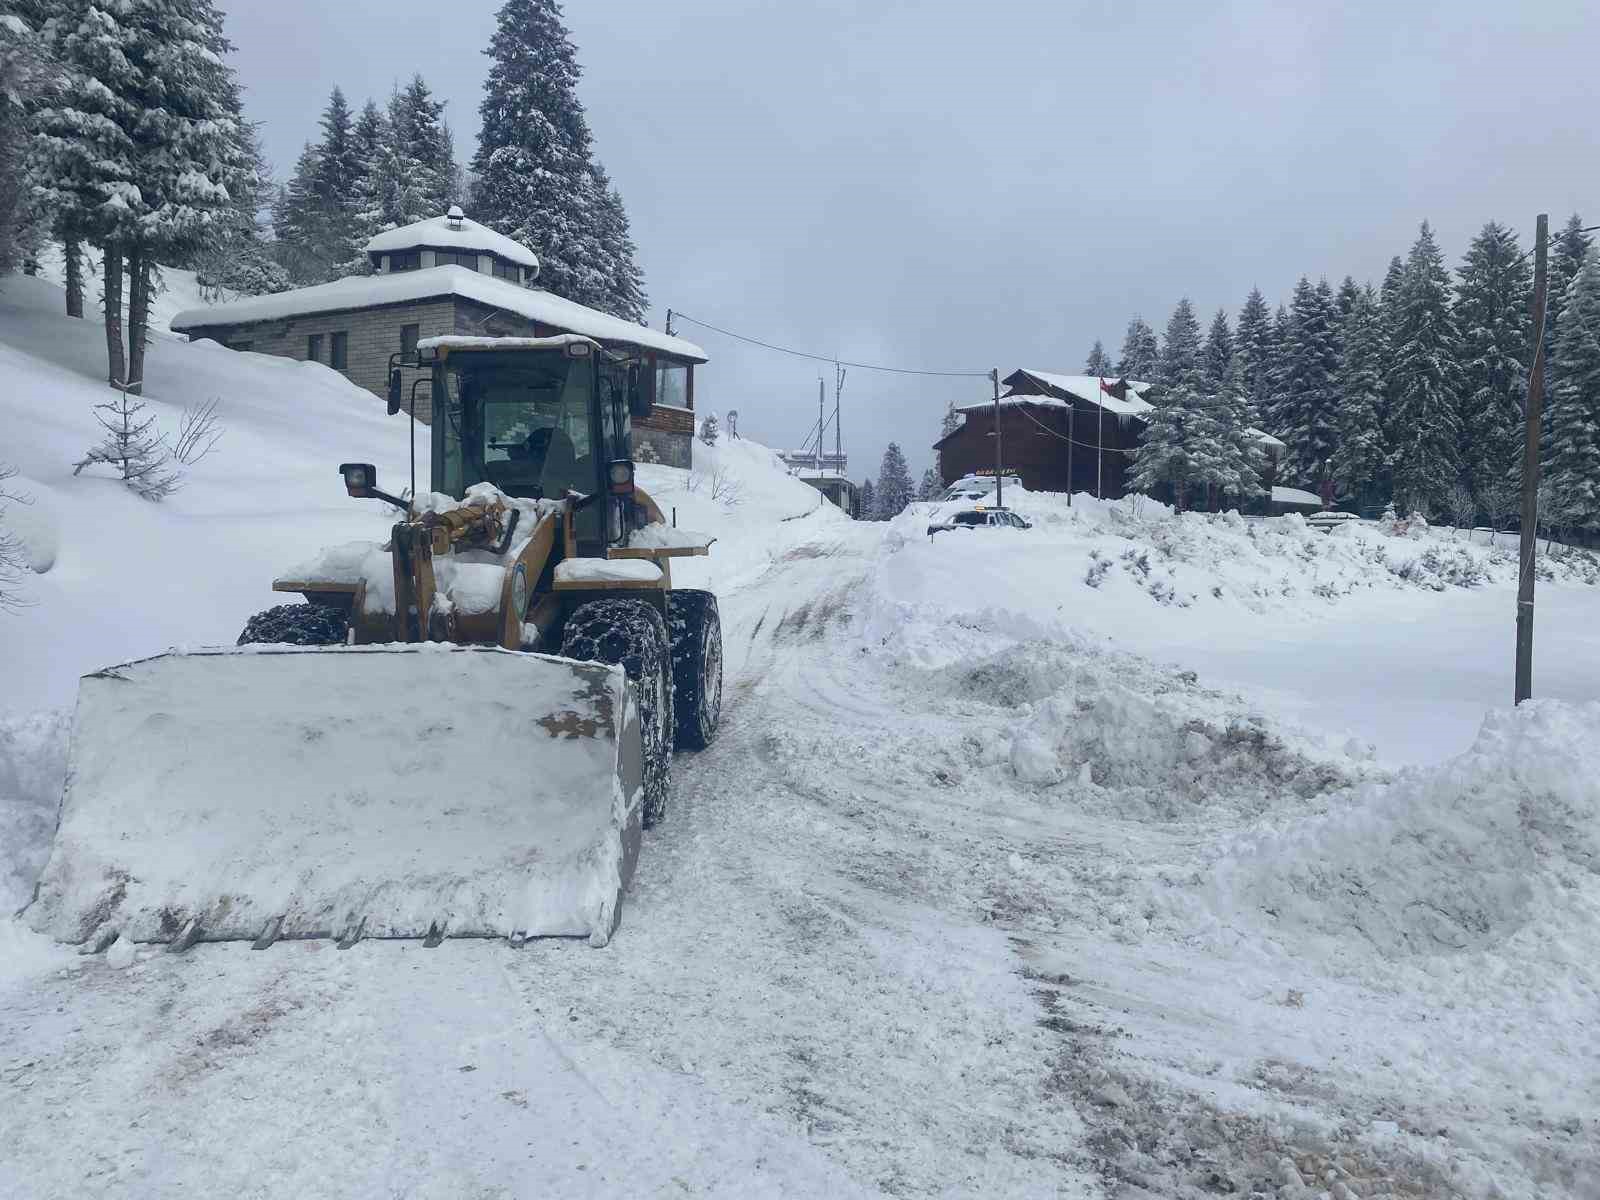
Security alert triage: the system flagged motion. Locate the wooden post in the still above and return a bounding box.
[1066,396,1075,508]
[1515,213,1550,705]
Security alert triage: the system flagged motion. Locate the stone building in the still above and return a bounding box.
[169,208,706,467]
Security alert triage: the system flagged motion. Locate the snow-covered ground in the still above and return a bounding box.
[2,272,1597,1198]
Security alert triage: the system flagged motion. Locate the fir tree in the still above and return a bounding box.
[1200,308,1233,392]
[1543,214,1593,470]
[1116,315,1159,381]
[590,161,646,321]
[874,443,915,519]
[1455,221,1531,499]
[1234,288,1273,423]
[1272,277,1341,485]
[699,411,719,444]
[472,0,644,318]
[1388,221,1465,515]
[1545,249,1600,529]
[387,76,456,226]
[273,142,327,284]
[341,100,392,274]
[1334,275,1361,318]
[1195,307,1264,506]
[918,467,941,501]
[1377,254,1407,432]
[72,383,178,499]
[859,477,877,521]
[1329,285,1389,507]
[1085,339,1112,376]
[308,87,358,266]
[935,400,961,475]
[1132,299,1204,507]
[0,7,49,280]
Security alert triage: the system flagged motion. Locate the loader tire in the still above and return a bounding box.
[236,602,348,647]
[560,599,675,828]
[667,590,722,751]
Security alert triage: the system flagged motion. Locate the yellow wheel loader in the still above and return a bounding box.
[25,334,722,951]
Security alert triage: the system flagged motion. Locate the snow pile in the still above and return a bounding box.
[914,641,1372,823]
[0,271,426,708]
[0,711,68,914]
[1201,699,1600,963]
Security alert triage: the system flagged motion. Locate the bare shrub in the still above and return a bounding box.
[167,398,223,466]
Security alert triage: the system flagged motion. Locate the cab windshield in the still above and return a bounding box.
[438,353,595,500]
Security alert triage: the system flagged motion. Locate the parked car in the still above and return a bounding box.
[927,507,1033,537]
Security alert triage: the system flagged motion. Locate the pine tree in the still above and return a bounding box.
[1116,315,1160,381]
[387,76,456,225]
[188,68,290,298]
[341,100,392,274]
[859,477,877,521]
[1132,299,1204,506]
[1272,278,1341,485]
[0,7,49,279]
[1234,287,1273,423]
[700,411,719,444]
[1545,249,1600,529]
[935,400,961,476]
[1194,307,1263,506]
[33,0,242,389]
[590,161,646,321]
[1388,221,1465,515]
[918,467,940,500]
[1377,254,1407,433]
[1084,339,1112,376]
[72,383,178,499]
[875,443,914,519]
[1200,308,1233,392]
[1455,221,1531,499]
[1334,275,1362,319]
[1543,214,1593,471]
[1329,285,1389,508]
[472,0,644,318]
[273,143,326,284]
[308,87,358,271]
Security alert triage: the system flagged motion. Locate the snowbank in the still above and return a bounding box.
[0,710,68,914]
[1201,699,1600,964]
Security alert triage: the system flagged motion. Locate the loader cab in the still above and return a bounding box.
[427,337,644,552]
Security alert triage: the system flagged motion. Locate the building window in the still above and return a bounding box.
[400,323,419,360]
[307,333,322,362]
[491,259,520,282]
[656,360,689,408]
[436,250,479,271]
[330,331,348,370]
[389,251,420,273]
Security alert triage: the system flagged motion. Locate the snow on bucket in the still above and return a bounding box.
[24,645,643,949]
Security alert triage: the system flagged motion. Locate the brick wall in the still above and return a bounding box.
[193,297,459,422]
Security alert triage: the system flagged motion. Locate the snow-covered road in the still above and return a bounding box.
[4,510,1596,1199]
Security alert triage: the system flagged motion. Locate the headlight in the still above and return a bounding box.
[607,460,635,494]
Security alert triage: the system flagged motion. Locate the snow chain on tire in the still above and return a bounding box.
[559,598,675,828]
[667,590,723,751]
[236,602,348,647]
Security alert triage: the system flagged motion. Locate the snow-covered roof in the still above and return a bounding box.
[170,266,707,362]
[365,213,539,270]
[958,370,1155,418]
[1272,485,1323,508]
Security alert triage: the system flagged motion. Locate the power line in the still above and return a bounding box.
[669,310,991,379]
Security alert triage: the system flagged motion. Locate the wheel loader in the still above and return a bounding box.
[25,334,722,951]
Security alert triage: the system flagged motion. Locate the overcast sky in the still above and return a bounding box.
[220,0,1600,477]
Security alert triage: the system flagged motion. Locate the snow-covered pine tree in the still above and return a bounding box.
[1377,253,1407,432]
[875,443,914,519]
[472,0,644,319]
[1387,221,1465,516]
[0,6,48,280]
[700,411,719,445]
[1193,307,1264,508]
[73,383,178,499]
[1116,315,1160,382]
[1545,249,1600,530]
[1543,214,1593,473]
[306,87,359,275]
[34,0,241,390]
[340,100,392,275]
[590,161,646,322]
[1085,339,1112,377]
[1455,221,1531,500]
[935,399,962,476]
[1264,303,1291,434]
[1334,275,1361,319]
[1329,284,1389,509]
[388,76,456,223]
[1234,288,1273,424]
[918,467,940,500]
[1132,299,1204,507]
[859,477,877,521]
[273,142,326,284]
[1271,278,1340,485]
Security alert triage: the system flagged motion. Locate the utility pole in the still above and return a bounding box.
[1066,399,1074,508]
[991,368,1003,509]
[816,376,825,472]
[665,308,675,337]
[834,361,845,471]
[1096,393,1105,500]
[1515,213,1550,705]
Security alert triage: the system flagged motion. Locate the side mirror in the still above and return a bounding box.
[339,462,377,498]
[627,363,652,419]
[386,369,402,415]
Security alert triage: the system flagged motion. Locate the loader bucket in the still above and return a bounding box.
[24,645,644,950]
